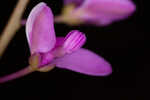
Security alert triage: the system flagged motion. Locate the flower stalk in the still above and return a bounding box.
[0,66,33,83]
[0,0,29,57]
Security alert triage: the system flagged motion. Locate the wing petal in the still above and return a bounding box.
[53,48,112,76]
[26,2,56,54]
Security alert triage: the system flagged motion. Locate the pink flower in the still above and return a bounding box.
[0,2,112,83]
[55,0,136,26]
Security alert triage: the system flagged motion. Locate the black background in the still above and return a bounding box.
[0,0,147,100]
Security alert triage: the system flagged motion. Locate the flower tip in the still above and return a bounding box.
[103,64,112,76]
[123,1,136,16]
[95,63,112,76]
[35,2,47,8]
[63,30,86,54]
[130,3,136,14]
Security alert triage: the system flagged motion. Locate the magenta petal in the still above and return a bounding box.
[53,48,112,76]
[26,2,56,54]
[63,30,86,54]
[77,0,136,25]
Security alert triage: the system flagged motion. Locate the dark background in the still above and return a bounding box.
[0,0,147,100]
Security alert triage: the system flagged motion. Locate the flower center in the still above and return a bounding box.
[28,30,86,72]
[28,53,54,72]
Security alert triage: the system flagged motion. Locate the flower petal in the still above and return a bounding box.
[26,2,56,54]
[62,30,86,54]
[53,48,112,76]
[76,0,136,25]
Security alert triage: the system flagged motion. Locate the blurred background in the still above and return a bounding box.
[0,0,147,100]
